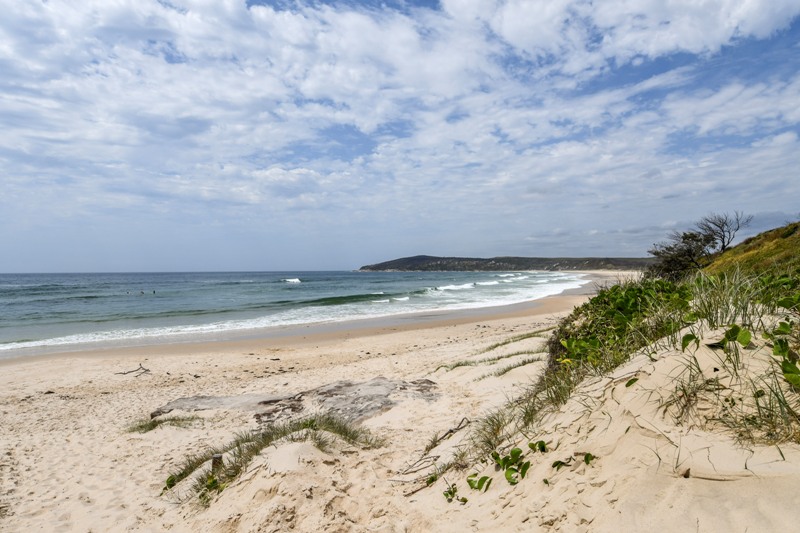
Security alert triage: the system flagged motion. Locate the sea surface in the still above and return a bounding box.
[0,270,589,359]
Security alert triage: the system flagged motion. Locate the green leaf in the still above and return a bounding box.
[736,328,752,347]
[774,338,790,357]
[583,453,596,465]
[519,461,531,479]
[165,475,177,490]
[505,467,519,485]
[443,483,458,502]
[777,297,800,310]
[466,474,491,492]
[509,448,523,463]
[529,440,547,453]
[780,359,800,376]
[681,333,698,352]
[625,378,639,387]
[784,373,800,389]
[724,325,741,343]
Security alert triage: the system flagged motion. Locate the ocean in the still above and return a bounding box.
[0,270,589,359]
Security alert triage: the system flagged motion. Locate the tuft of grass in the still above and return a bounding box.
[439,352,521,371]
[662,355,725,423]
[423,431,441,455]
[477,327,554,354]
[468,409,511,459]
[128,415,200,433]
[690,269,770,330]
[717,371,800,444]
[477,354,547,380]
[164,413,382,503]
[440,346,548,372]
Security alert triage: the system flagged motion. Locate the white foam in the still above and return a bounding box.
[437,283,475,291]
[0,272,593,357]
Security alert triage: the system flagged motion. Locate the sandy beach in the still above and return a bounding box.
[2,270,798,532]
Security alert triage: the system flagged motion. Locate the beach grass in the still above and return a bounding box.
[476,327,553,354]
[447,262,800,476]
[440,347,547,372]
[164,412,382,504]
[127,415,200,433]
[476,354,548,380]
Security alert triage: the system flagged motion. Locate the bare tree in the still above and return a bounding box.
[695,211,753,253]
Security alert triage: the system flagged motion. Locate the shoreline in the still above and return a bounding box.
[0,270,631,367]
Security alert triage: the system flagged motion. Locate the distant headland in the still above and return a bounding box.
[359,255,655,271]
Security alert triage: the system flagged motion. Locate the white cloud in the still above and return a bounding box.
[0,0,799,270]
[663,74,800,136]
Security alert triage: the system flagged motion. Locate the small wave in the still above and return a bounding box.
[476,281,500,286]
[437,283,475,291]
[283,278,301,283]
[371,299,390,303]
[392,297,410,301]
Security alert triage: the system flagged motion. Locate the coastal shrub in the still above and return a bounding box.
[648,230,716,280]
[545,278,691,372]
[647,211,753,280]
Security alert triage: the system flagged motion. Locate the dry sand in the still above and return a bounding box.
[1,270,797,532]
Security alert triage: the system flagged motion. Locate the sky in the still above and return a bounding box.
[2,0,800,272]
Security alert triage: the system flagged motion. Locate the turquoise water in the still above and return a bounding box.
[0,270,588,357]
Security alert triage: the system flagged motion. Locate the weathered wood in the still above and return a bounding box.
[114,364,150,377]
